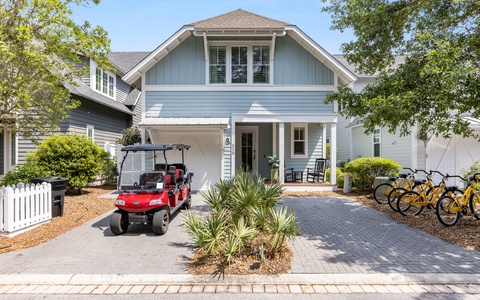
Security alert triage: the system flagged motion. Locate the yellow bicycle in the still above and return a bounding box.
[373,168,416,205]
[436,174,480,227]
[396,171,461,216]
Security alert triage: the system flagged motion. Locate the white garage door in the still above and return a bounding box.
[150,129,222,191]
[427,129,480,185]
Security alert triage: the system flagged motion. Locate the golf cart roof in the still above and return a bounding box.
[121,144,191,152]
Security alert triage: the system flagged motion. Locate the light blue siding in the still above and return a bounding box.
[145,35,205,85]
[352,126,372,159]
[350,126,413,169]
[380,130,413,169]
[283,123,325,177]
[223,127,232,179]
[274,35,334,85]
[145,91,334,117]
[145,34,335,86]
[336,116,352,163]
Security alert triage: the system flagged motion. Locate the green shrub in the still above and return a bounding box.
[461,160,480,190]
[3,157,50,186]
[345,157,400,190]
[326,167,344,188]
[30,134,104,190]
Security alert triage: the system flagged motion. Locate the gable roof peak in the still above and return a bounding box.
[191,8,291,29]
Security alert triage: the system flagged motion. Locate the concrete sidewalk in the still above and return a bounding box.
[1,193,480,296]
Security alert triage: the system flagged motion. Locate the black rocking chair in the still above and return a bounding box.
[285,168,294,182]
[306,158,327,182]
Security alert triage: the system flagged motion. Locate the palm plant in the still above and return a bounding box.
[182,169,297,266]
[265,207,298,258]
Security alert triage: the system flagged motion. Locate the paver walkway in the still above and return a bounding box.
[285,196,480,275]
[1,193,480,296]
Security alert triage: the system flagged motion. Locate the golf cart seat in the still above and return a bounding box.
[139,171,165,189]
[154,163,166,171]
[175,168,185,185]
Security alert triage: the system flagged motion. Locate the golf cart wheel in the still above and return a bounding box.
[153,209,169,235]
[110,210,129,235]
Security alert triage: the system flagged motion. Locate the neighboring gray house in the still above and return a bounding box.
[122,9,356,190]
[335,55,480,183]
[1,52,148,175]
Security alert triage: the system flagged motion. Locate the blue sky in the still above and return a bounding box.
[70,0,354,54]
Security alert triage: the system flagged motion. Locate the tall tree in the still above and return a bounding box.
[0,0,111,142]
[322,0,480,140]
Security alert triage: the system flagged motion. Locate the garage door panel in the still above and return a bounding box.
[150,131,221,191]
[427,129,480,186]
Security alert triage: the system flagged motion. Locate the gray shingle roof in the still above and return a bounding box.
[191,9,291,29]
[66,78,134,115]
[109,52,150,75]
[333,55,406,76]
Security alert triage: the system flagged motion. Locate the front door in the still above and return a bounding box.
[236,126,258,173]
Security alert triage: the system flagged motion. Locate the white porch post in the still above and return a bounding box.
[231,120,236,178]
[272,123,277,156]
[330,123,337,185]
[278,122,285,183]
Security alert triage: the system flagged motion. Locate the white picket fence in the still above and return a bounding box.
[0,183,52,237]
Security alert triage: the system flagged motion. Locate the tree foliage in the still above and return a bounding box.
[0,0,111,142]
[116,126,141,146]
[322,0,480,140]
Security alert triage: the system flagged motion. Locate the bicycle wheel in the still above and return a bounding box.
[373,183,393,204]
[397,191,424,216]
[469,192,480,220]
[436,195,460,226]
[388,187,407,212]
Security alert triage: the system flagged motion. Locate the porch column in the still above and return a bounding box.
[231,120,236,178]
[272,123,277,156]
[278,122,285,183]
[330,123,337,185]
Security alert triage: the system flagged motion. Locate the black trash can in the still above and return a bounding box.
[31,176,69,217]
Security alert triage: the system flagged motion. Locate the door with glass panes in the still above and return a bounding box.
[235,127,258,173]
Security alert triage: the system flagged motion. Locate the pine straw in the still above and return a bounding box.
[188,241,293,276]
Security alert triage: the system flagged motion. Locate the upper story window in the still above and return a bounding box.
[291,124,308,158]
[209,44,270,85]
[91,60,116,99]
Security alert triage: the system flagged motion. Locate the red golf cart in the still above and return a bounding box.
[110,144,193,235]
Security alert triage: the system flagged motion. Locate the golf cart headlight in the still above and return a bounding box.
[150,200,163,205]
[115,200,125,205]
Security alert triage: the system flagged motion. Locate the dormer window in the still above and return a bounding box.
[208,43,271,85]
[91,60,116,99]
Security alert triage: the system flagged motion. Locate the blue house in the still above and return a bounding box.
[122,9,356,191]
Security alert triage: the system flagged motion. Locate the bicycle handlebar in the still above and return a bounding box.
[415,169,431,176]
[448,174,467,181]
[430,170,445,177]
[402,167,416,173]
[443,173,480,182]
